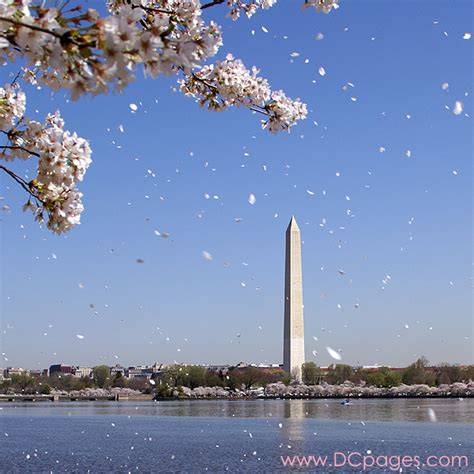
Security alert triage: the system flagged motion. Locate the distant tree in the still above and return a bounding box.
[155,383,173,398]
[165,365,186,387]
[93,365,111,388]
[48,373,73,391]
[261,369,287,387]
[461,365,474,382]
[227,367,263,390]
[365,371,386,387]
[325,364,352,385]
[39,383,52,395]
[73,375,92,390]
[350,369,364,385]
[127,378,147,392]
[362,368,401,388]
[11,373,36,392]
[0,379,12,394]
[383,370,402,388]
[186,366,207,389]
[302,362,322,385]
[204,370,223,388]
[435,364,462,385]
[402,357,435,386]
[281,373,292,385]
[112,372,126,388]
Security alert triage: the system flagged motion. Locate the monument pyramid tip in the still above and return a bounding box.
[288,215,300,230]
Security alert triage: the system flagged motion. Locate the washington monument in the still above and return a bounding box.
[283,216,305,381]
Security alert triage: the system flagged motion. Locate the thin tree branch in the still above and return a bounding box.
[201,0,226,10]
[10,69,22,85]
[250,106,269,116]
[0,145,40,157]
[0,17,64,39]
[0,164,38,198]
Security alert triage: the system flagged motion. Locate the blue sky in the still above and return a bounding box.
[1,0,472,370]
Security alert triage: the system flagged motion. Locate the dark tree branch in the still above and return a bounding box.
[0,165,39,199]
[0,145,40,157]
[0,17,64,39]
[201,0,226,10]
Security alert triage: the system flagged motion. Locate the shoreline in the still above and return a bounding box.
[0,393,472,402]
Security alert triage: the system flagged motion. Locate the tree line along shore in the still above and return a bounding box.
[1,357,473,400]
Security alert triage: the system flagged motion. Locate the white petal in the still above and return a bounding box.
[202,250,213,261]
[326,346,342,360]
[453,101,464,115]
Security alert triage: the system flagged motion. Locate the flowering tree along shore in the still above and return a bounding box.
[3,359,474,398]
[0,0,338,233]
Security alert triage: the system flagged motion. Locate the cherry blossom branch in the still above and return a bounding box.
[0,0,339,234]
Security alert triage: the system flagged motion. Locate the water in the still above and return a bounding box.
[1,399,473,472]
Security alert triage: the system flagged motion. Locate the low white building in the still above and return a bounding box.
[74,366,93,378]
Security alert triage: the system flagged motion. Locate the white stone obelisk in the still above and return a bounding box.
[283,216,305,382]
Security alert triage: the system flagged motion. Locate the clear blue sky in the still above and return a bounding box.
[1,0,472,370]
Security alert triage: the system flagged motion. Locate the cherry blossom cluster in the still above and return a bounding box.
[303,0,339,14]
[224,0,278,20]
[224,0,339,19]
[1,84,92,234]
[0,83,26,130]
[0,0,222,98]
[180,54,307,132]
[0,0,334,129]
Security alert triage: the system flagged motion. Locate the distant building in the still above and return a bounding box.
[207,364,231,373]
[110,365,127,377]
[127,367,150,379]
[74,367,93,378]
[49,364,75,376]
[125,363,166,379]
[29,369,45,378]
[235,361,249,369]
[5,367,26,378]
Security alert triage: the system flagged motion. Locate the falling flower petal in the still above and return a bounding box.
[202,250,213,261]
[326,346,342,360]
[453,101,464,115]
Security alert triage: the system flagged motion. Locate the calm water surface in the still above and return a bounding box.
[1,399,473,472]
